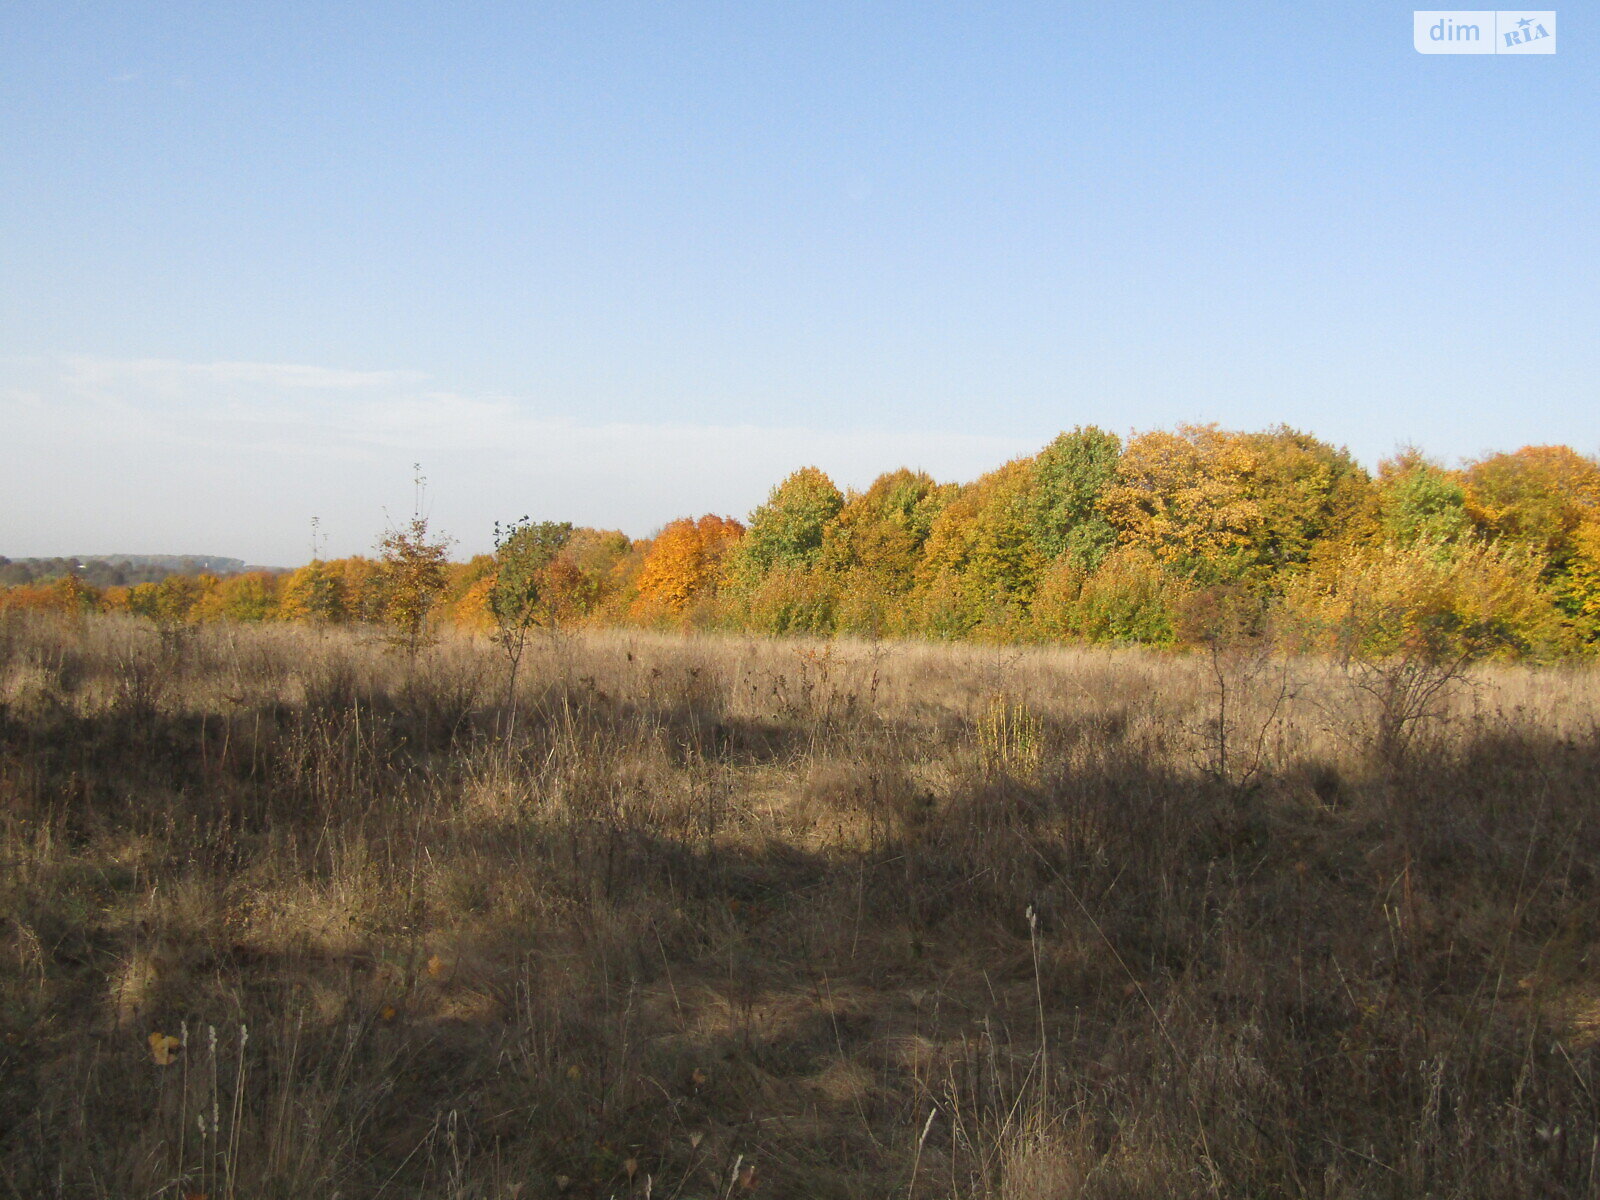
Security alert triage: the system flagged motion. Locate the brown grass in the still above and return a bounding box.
[1,611,1598,1198]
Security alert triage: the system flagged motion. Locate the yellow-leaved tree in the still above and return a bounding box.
[377,469,453,660]
[914,458,1043,639]
[819,469,953,636]
[1287,538,1566,762]
[1098,425,1263,582]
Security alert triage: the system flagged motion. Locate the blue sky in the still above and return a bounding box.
[2,2,1594,564]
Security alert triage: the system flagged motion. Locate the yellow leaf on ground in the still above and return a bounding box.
[148,1032,182,1066]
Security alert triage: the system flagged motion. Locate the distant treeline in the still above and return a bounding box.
[6,425,1599,657]
[0,555,250,588]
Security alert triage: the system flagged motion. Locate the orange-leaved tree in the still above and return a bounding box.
[631,515,743,622]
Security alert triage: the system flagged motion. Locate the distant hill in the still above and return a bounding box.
[0,555,261,588]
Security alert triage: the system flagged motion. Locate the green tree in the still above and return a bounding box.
[1029,426,1121,569]
[725,466,844,585]
[489,518,573,719]
[1378,450,1472,548]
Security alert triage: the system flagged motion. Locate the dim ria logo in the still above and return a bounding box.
[1414,11,1556,53]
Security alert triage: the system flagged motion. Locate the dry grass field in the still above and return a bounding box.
[2,612,1598,1198]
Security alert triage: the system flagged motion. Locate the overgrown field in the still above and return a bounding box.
[2,613,1598,1198]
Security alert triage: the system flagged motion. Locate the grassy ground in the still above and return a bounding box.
[1,611,1597,1198]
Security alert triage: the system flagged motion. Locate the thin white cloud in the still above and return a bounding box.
[1,355,1034,563]
[62,356,423,391]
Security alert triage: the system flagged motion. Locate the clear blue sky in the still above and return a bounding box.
[2,2,1594,564]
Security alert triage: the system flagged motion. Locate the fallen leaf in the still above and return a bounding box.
[426,955,446,978]
[148,1032,182,1066]
[380,1005,397,1022]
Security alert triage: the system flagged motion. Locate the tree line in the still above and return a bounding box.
[7,425,1599,659]
[0,554,248,588]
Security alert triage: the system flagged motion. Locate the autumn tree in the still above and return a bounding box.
[377,469,453,659]
[341,557,388,622]
[1464,445,1600,570]
[915,458,1043,637]
[194,571,280,622]
[1289,537,1565,762]
[489,518,573,715]
[441,555,497,633]
[818,469,952,634]
[1099,424,1369,589]
[561,528,634,580]
[1236,426,1372,583]
[533,528,637,625]
[1031,545,1188,646]
[125,574,209,646]
[1564,517,1600,644]
[17,573,101,629]
[279,560,346,623]
[1099,425,1262,582]
[631,514,744,621]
